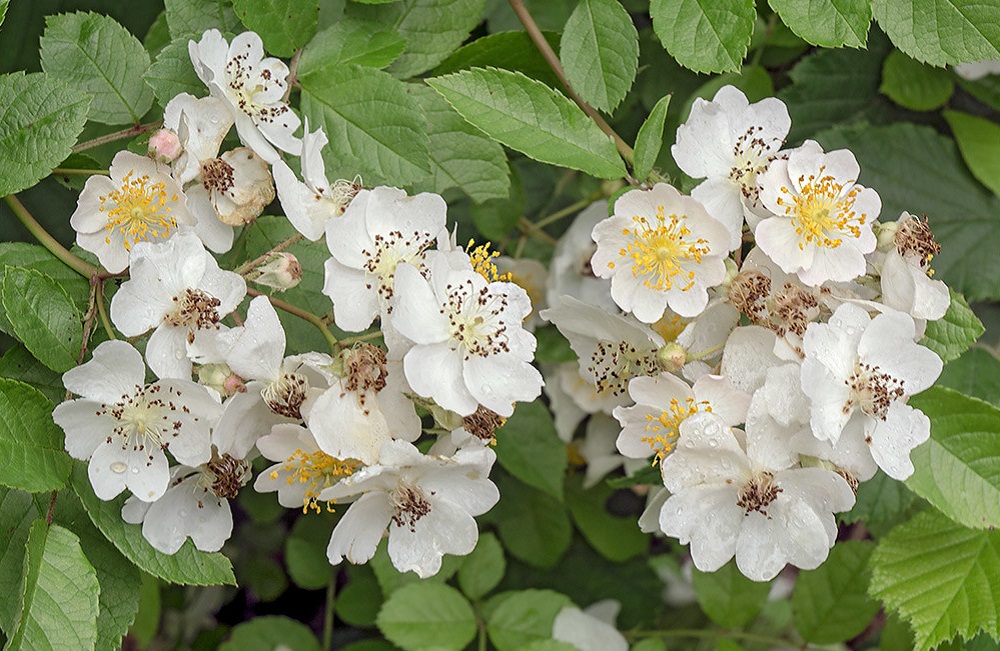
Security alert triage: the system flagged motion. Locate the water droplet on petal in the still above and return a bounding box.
[111,462,127,474]
[130,467,140,474]
[179,509,188,517]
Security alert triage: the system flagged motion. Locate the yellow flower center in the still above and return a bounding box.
[618,206,709,292]
[100,170,178,251]
[776,167,864,250]
[642,398,712,464]
[271,448,359,514]
[468,240,511,282]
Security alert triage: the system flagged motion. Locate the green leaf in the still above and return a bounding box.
[427,68,626,179]
[298,18,406,74]
[768,0,870,47]
[922,289,985,363]
[649,0,756,73]
[0,345,65,404]
[490,473,572,568]
[468,169,524,241]
[817,123,1000,302]
[791,541,880,643]
[284,513,334,590]
[129,573,161,647]
[232,0,318,57]
[869,509,1000,651]
[347,0,488,79]
[906,386,1000,529]
[434,30,564,91]
[143,39,205,108]
[560,0,639,112]
[957,75,1000,113]
[565,475,648,563]
[0,379,71,493]
[841,470,922,537]
[1,267,82,374]
[5,521,99,651]
[164,0,241,38]
[0,244,90,338]
[630,641,667,651]
[457,532,506,599]
[338,565,383,627]
[219,616,321,651]
[300,63,430,186]
[0,488,38,633]
[944,110,1000,197]
[871,0,1000,67]
[494,400,567,501]
[880,50,955,111]
[516,642,579,651]
[485,589,573,651]
[938,348,1000,407]
[691,560,771,627]
[40,12,153,125]
[70,463,236,586]
[0,1,7,29]
[376,583,477,651]
[408,84,511,204]
[50,491,141,651]
[633,94,671,181]
[0,72,90,197]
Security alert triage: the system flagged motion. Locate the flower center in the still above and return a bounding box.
[777,168,864,250]
[362,229,435,307]
[100,169,178,251]
[204,452,251,499]
[201,158,235,193]
[588,339,661,397]
[261,372,308,419]
[468,240,511,283]
[844,361,906,421]
[225,47,289,124]
[390,484,433,531]
[729,270,772,324]
[643,398,712,463]
[463,405,506,442]
[99,384,184,467]
[620,206,709,292]
[272,448,359,513]
[728,126,781,203]
[895,215,940,273]
[164,288,222,338]
[445,279,510,358]
[737,471,782,516]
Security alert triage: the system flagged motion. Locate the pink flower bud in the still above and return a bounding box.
[249,252,302,292]
[147,129,183,163]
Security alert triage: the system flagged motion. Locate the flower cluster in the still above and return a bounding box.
[56,28,542,578]
[542,85,948,580]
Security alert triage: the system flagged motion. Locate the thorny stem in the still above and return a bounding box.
[508,0,637,177]
[630,628,812,649]
[322,570,336,650]
[4,194,99,278]
[235,234,303,275]
[71,121,162,153]
[246,287,340,353]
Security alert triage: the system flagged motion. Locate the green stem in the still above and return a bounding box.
[338,330,384,347]
[534,194,603,229]
[507,0,636,173]
[630,628,810,649]
[95,280,116,341]
[687,341,726,361]
[518,217,559,245]
[4,194,99,278]
[246,287,340,353]
[71,121,162,153]
[323,570,336,650]
[235,234,303,275]
[51,167,109,176]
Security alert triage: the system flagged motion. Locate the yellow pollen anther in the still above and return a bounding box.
[780,167,864,250]
[642,398,712,463]
[100,169,177,251]
[622,206,709,292]
[468,240,511,282]
[276,448,359,514]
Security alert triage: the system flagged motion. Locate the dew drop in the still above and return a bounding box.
[130,467,140,474]
[110,462,127,474]
[179,509,188,518]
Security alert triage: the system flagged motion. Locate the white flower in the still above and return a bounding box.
[546,201,617,312]
[391,251,542,417]
[954,59,1000,80]
[322,440,499,578]
[672,85,791,248]
[875,212,950,321]
[254,423,359,512]
[544,362,620,442]
[274,122,359,241]
[324,186,447,332]
[800,303,942,479]
[552,601,628,651]
[614,372,749,463]
[188,30,301,163]
[540,295,665,406]
[52,340,221,502]
[121,441,252,554]
[659,412,855,581]
[757,140,880,286]
[495,255,548,331]
[575,414,646,489]
[110,233,246,380]
[719,325,784,394]
[71,151,194,273]
[591,183,731,321]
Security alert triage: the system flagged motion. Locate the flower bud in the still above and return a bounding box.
[197,363,246,397]
[874,220,899,252]
[147,128,183,164]
[656,342,687,373]
[249,252,302,292]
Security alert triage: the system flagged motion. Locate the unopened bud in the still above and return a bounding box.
[874,220,899,252]
[656,342,687,373]
[249,252,302,291]
[719,257,740,291]
[197,363,246,397]
[148,128,183,164]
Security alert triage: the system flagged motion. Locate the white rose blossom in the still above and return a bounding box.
[53,340,222,502]
[874,212,950,321]
[546,201,617,312]
[672,85,791,247]
[591,183,732,322]
[71,151,194,273]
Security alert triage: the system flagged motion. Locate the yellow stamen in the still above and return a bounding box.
[642,398,712,464]
[468,239,511,282]
[775,166,864,250]
[99,169,178,251]
[618,206,709,292]
[270,448,359,514]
